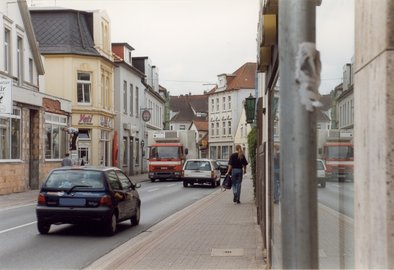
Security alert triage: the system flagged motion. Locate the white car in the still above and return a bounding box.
[182,159,221,188]
[317,159,327,188]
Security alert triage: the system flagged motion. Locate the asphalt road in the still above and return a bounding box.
[0,180,218,269]
[318,180,354,218]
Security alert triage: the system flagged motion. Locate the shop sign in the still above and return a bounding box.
[79,114,93,125]
[100,116,112,128]
[0,78,12,114]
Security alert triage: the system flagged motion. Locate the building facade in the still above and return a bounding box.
[112,42,146,176]
[208,62,256,160]
[0,1,71,195]
[30,8,115,167]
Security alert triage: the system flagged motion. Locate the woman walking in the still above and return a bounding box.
[225,145,248,204]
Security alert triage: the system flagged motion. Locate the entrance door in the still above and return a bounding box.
[29,109,39,189]
[129,137,134,176]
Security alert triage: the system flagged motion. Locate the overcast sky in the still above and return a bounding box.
[28,0,354,96]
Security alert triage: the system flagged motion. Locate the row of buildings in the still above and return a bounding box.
[0,1,256,195]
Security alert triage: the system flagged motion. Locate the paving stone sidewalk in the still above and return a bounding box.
[86,173,265,270]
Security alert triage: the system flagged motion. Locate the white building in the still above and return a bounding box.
[208,62,256,160]
[112,43,147,176]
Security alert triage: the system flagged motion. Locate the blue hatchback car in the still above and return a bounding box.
[36,166,141,236]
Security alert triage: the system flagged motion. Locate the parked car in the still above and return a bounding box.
[182,159,221,188]
[216,159,229,176]
[316,159,327,188]
[36,166,141,236]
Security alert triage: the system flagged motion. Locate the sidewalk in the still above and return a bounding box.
[0,172,265,269]
[87,172,265,269]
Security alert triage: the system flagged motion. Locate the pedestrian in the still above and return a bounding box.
[225,144,248,204]
[63,126,79,150]
[61,153,73,166]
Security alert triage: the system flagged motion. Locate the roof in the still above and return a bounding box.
[319,94,332,111]
[170,94,208,122]
[316,110,330,122]
[30,9,100,56]
[193,120,208,131]
[211,62,256,94]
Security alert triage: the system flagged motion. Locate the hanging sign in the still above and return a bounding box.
[0,78,12,114]
[142,109,151,122]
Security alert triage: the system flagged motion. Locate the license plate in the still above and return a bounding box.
[59,198,86,206]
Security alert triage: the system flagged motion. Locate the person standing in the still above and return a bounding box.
[61,153,73,166]
[225,144,248,204]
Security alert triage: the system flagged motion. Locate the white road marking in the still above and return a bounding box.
[0,203,35,212]
[0,221,37,234]
[166,184,177,187]
[147,188,160,193]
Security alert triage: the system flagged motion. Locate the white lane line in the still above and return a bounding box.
[0,221,37,234]
[147,188,160,193]
[0,203,36,212]
[166,184,177,187]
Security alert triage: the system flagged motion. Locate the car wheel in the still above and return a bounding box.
[37,221,51,234]
[183,180,188,187]
[131,204,140,226]
[151,178,156,182]
[104,212,117,236]
[211,180,216,188]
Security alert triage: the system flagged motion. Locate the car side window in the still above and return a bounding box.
[107,171,122,190]
[116,170,132,190]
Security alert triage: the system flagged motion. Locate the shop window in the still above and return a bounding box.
[0,108,21,160]
[44,113,67,160]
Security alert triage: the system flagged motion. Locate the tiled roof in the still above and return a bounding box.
[170,94,208,122]
[30,9,100,56]
[319,94,332,111]
[193,120,208,131]
[316,109,330,122]
[226,62,257,90]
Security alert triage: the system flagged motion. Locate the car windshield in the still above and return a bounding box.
[185,161,211,171]
[316,161,325,170]
[44,170,105,189]
[326,146,354,159]
[150,146,180,159]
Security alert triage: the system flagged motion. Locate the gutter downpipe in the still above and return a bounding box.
[279,0,319,268]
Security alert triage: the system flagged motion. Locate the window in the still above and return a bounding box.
[4,29,10,73]
[135,138,140,165]
[223,96,226,110]
[129,84,134,116]
[78,129,90,140]
[223,121,226,135]
[216,98,219,111]
[123,137,127,166]
[123,81,127,114]
[107,170,121,190]
[136,87,139,117]
[211,123,215,136]
[100,130,109,166]
[116,170,132,190]
[180,125,186,130]
[0,108,21,160]
[228,121,231,134]
[216,122,219,135]
[211,99,214,111]
[29,58,33,83]
[17,36,23,82]
[44,113,67,159]
[228,96,231,109]
[77,73,91,104]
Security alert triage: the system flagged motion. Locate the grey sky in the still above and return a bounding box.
[28,0,354,96]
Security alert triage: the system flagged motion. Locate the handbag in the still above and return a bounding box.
[221,174,232,191]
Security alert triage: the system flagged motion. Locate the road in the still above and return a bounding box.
[318,180,354,218]
[0,180,217,269]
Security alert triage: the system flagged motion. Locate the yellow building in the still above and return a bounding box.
[31,8,115,166]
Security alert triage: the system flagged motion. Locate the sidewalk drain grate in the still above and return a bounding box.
[211,248,244,257]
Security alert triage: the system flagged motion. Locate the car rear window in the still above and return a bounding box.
[185,161,211,171]
[44,170,105,189]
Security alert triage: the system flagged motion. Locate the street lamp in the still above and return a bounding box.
[244,94,256,124]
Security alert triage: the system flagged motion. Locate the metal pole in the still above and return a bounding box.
[279,0,319,269]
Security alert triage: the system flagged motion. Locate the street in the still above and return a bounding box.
[0,181,217,269]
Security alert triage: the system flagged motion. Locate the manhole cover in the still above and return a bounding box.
[211,248,244,257]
